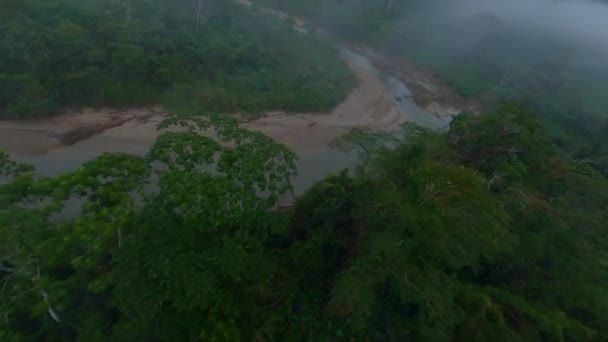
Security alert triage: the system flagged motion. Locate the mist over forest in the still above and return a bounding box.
[1,0,608,340]
[400,0,608,69]
[377,0,608,143]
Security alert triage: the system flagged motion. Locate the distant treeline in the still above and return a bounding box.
[0,0,354,118]
[263,0,608,149]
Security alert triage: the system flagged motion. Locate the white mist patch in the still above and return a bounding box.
[431,0,608,61]
[470,0,607,39]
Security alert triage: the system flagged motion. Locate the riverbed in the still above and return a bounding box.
[0,49,454,198]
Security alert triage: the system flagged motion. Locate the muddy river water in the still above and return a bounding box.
[0,50,453,198]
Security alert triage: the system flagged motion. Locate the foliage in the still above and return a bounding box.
[276,105,607,340]
[266,0,608,151]
[259,0,418,40]
[399,23,608,145]
[2,1,608,340]
[0,114,296,340]
[2,106,607,340]
[0,0,354,118]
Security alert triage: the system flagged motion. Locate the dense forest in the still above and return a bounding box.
[0,0,353,118]
[2,107,607,340]
[2,0,608,341]
[263,0,608,148]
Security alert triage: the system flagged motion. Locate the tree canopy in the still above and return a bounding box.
[2,0,608,340]
[0,0,353,118]
[2,106,607,340]
[265,0,608,150]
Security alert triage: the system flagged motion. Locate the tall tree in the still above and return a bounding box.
[192,0,213,29]
[0,114,297,340]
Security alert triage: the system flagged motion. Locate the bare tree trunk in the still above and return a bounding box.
[193,0,202,30]
[499,71,510,88]
[387,0,394,12]
[497,71,518,101]
[193,0,213,30]
[487,173,503,190]
[201,0,213,25]
[123,0,132,26]
[41,290,61,323]
[507,90,516,101]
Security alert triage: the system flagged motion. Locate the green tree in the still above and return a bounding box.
[0,0,353,118]
[0,114,296,340]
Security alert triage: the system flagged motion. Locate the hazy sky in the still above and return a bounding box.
[400,0,608,69]
[443,0,608,44]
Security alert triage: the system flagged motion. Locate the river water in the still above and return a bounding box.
[0,50,451,198]
[339,48,452,129]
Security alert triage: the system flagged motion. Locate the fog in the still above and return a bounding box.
[409,0,608,67]
[453,0,607,44]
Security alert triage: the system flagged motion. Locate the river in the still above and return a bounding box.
[0,49,452,198]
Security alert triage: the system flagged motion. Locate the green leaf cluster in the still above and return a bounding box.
[0,0,354,118]
[1,107,607,340]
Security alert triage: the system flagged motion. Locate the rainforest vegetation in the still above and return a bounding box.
[2,106,607,340]
[2,0,608,341]
[0,0,353,118]
[263,0,608,148]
